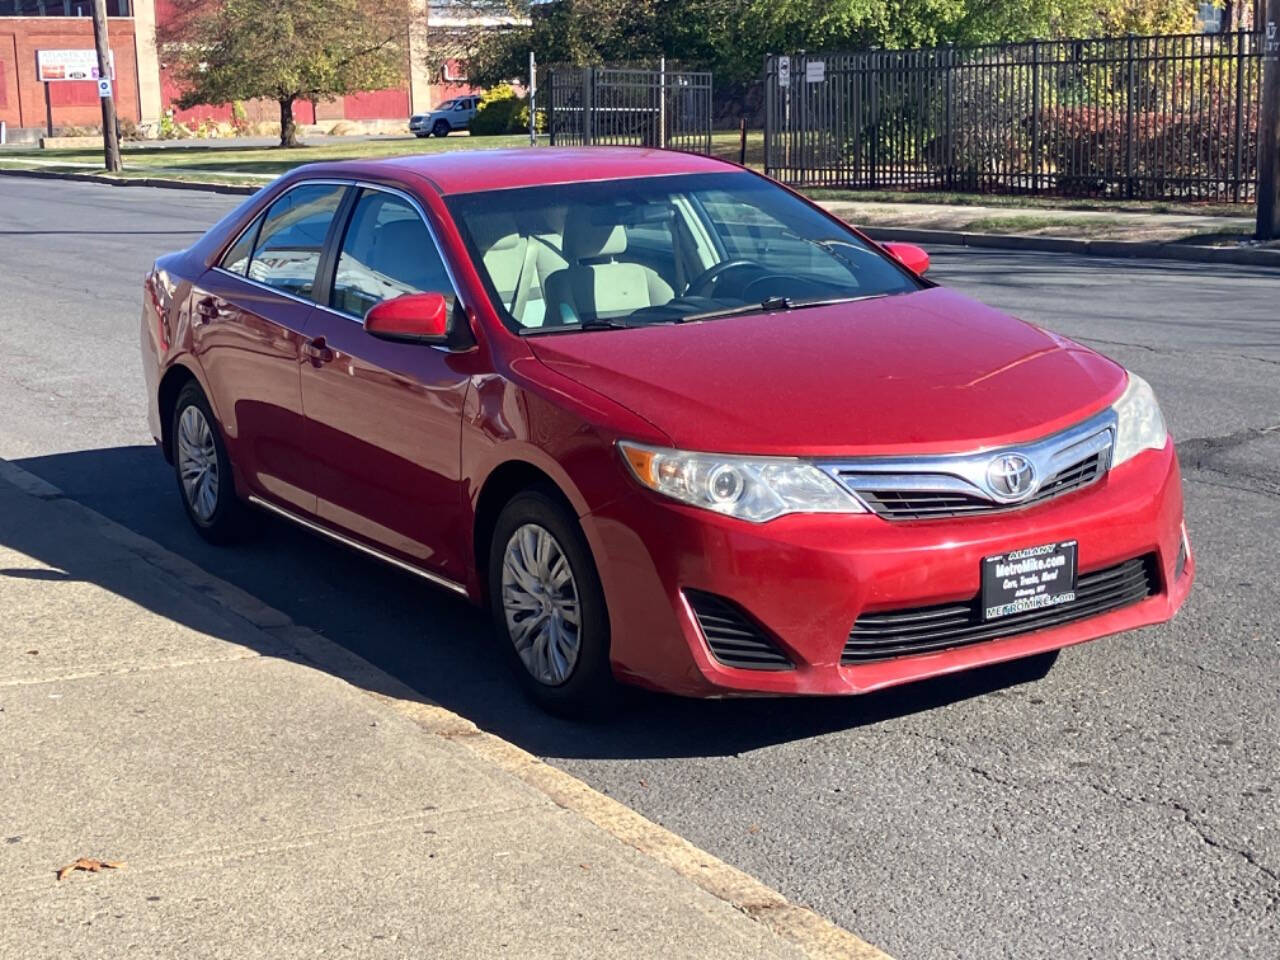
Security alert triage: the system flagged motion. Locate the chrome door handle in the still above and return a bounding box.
[303,336,334,365]
[194,297,219,323]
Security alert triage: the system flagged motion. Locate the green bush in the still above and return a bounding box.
[470,84,528,136]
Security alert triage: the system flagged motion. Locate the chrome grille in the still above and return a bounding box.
[824,410,1116,521]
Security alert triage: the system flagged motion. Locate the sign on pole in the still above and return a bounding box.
[96,78,112,98]
[36,49,115,82]
[1258,14,1280,240]
[777,56,790,87]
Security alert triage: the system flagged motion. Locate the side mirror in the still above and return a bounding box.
[364,292,450,345]
[883,242,930,275]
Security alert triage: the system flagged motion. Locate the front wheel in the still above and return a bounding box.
[171,382,255,545]
[432,119,451,138]
[488,490,616,717]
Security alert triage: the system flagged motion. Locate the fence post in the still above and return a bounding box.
[1260,9,1280,239]
[763,54,773,176]
[1031,39,1042,195]
[797,50,807,177]
[547,69,556,145]
[1233,30,1246,203]
[869,50,880,189]
[658,56,667,149]
[583,66,594,146]
[1125,33,1135,199]
[944,44,954,190]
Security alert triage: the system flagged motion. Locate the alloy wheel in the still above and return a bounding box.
[176,404,219,522]
[501,523,581,686]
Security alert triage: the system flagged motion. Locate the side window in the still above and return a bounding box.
[246,183,346,299]
[330,189,456,318]
[219,213,263,276]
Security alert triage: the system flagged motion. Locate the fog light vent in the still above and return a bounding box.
[684,590,793,671]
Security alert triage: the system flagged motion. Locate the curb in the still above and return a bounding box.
[0,454,892,960]
[0,166,258,196]
[6,167,1276,267]
[859,224,1280,268]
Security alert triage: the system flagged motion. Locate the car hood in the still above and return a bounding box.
[527,287,1126,457]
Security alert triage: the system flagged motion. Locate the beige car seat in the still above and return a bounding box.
[542,212,674,324]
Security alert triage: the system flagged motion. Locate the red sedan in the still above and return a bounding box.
[140,148,1192,715]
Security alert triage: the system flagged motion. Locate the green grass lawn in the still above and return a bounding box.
[0,128,1254,228]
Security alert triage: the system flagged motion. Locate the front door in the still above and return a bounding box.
[300,186,471,583]
[192,181,348,514]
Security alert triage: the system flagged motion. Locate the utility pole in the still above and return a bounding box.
[1259,0,1279,239]
[92,0,122,173]
[528,50,537,146]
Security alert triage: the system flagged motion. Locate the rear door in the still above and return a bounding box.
[191,181,348,514]
[299,185,472,583]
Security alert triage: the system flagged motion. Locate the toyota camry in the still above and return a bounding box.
[140,148,1193,715]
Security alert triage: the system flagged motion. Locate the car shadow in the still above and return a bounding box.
[5,444,1057,761]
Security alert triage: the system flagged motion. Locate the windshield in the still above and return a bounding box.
[436,99,458,111]
[445,171,921,333]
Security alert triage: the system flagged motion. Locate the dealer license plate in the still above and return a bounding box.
[981,541,1078,621]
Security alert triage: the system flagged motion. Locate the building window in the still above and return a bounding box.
[0,1,133,16]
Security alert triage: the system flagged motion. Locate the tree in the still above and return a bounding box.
[455,0,1194,96]
[160,0,418,147]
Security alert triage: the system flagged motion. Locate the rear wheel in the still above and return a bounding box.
[432,119,451,138]
[488,490,615,718]
[171,382,255,544]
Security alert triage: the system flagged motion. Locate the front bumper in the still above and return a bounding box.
[582,441,1192,697]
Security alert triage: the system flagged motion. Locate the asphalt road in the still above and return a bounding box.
[2,177,1277,959]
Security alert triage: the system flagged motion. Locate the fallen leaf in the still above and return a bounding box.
[26,650,37,655]
[56,858,125,881]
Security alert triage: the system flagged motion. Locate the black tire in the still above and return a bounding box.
[488,489,616,718]
[171,381,255,545]
[432,119,451,138]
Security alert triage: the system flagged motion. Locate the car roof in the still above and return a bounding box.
[296,147,742,196]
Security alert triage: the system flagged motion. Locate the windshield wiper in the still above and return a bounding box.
[679,292,889,324]
[518,317,633,335]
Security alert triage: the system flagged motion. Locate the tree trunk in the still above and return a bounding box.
[279,97,299,148]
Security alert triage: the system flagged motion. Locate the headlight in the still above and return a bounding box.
[1110,372,1167,467]
[618,442,864,522]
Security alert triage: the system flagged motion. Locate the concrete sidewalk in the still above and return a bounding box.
[819,197,1256,244]
[0,466,874,959]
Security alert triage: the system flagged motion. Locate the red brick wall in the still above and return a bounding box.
[0,18,139,131]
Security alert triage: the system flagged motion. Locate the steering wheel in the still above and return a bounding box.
[685,259,759,298]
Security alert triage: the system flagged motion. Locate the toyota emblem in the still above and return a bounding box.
[986,453,1036,500]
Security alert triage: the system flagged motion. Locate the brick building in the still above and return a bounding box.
[0,0,479,139]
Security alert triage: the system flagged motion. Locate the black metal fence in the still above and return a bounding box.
[765,32,1265,202]
[547,65,713,154]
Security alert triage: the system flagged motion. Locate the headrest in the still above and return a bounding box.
[564,211,626,261]
[485,232,523,254]
[467,214,519,254]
